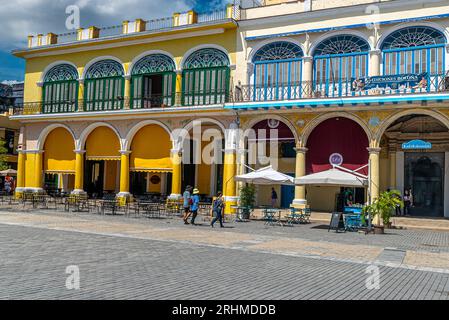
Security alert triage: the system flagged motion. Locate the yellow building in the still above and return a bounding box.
[11,0,449,218]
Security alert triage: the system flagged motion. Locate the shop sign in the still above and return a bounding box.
[352,73,428,91]
[329,153,344,166]
[402,139,432,150]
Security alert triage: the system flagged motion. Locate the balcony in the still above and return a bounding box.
[230,73,449,106]
[11,90,231,116]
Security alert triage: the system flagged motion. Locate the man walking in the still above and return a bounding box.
[190,188,200,225]
[182,185,192,224]
[211,192,225,228]
[271,187,278,208]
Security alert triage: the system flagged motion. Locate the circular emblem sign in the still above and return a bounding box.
[150,175,161,184]
[329,153,344,166]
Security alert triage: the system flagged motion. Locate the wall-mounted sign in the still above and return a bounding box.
[352,73,429,92]
[402,139,432,150]
[329,153,344,166]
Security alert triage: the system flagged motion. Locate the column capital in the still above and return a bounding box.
[369,49,382,55]
[224,148,237,154]
[36,81,44,88]
[294,147,308,154]
[74,149,86,154]
[23,149,44,154]
[124,75,131,81]
[303,56,313,62]
[78,78,85,85]
[170,148,182,155]
[119,150,132,155]
[367,147,382,155]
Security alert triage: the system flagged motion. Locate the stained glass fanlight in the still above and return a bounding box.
[381,26,446,50]
[132,54,176,75]
[184,48,229,69]
[314,34,370,56]
[85,59,124,79]
[44,64,79,82]
[253,41,304,62]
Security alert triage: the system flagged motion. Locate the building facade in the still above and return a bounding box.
[11,0,449,218]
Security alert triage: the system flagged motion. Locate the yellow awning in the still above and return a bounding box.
[130,167,173,173]
[45,171,76,175]
[130,124,173,172]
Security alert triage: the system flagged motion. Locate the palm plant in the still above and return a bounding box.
[363,190,403,227]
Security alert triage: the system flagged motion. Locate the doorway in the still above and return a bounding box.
[85,160,104,198]
[405,153,444,217]
[142,74,163,108]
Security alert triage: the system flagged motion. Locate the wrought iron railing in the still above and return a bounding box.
[12,90,230,115]
[230,74,449,103]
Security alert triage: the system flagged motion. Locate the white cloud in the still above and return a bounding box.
[0,0,194,50]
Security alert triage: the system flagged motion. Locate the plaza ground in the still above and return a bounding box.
[1,208,449,300]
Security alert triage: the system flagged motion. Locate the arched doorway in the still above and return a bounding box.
[179,121,225,201]
[43,127,76,193]
[380,114,449,217]
[246,119,296,208]
[84,126,121,198]
[129,124,173,197]
[305,117,369,212]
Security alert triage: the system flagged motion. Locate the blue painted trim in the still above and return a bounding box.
[224,94,449,110]
[245,13,449,42]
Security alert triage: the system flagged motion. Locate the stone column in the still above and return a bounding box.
[73,150,86,194]
[118,150,131,204]
[175,70,182,106]
[302,56,313,98]
[368,147,381,224]
[15,150,25,197]
[223,149,237,214]
[389,149,396,190]
[292,147,308,208]
[170,149,182,199]
[369,50,382,77]
[33,151,44,192]
[77,79,84,111]
[124,75,131,109]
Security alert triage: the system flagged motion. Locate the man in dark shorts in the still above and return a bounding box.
[182,185,192,224]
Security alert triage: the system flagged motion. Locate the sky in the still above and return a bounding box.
[0,0,232,82]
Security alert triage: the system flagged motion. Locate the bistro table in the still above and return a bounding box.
[263,208,283,227]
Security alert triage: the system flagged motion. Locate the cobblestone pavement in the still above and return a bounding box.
[1,209,449,299]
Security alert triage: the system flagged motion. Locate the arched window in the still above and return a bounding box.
[313,35,370,97]
[381,26,446,77]
[252,42,304,101]
[131,54,176,109]
[42,64,79,113]
[182,48,230,106]
[84,59,124,111]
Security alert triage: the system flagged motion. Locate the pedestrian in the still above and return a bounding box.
[403,189,413,216]
[211,192,224,228]
[182,185,193,224]
[271,188,278,208]
[190,188,200,225]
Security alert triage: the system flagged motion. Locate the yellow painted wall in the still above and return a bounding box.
[23,28,237,103]
[130,125,172,170]
[44,127,76,173]
[379,157,389,193]
[85,126,121,159]
[104,160,117,191]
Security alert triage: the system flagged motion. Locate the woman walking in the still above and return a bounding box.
[403,189,413,216]
[190,188,200,225]
[211,192,225,228]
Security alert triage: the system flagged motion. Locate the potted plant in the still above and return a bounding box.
[239,184,256,219]
[362,190,403,234]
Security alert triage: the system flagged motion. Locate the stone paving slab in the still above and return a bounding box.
[1,210,449,273]
[1,224,449,300]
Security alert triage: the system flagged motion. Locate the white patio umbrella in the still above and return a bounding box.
[0,169,17,176]
[235,166,294,186]
[295,168,367,187]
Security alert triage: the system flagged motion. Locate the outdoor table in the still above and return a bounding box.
[230,206,249,222]
[98,199,118,215]
[263,208,283,227]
